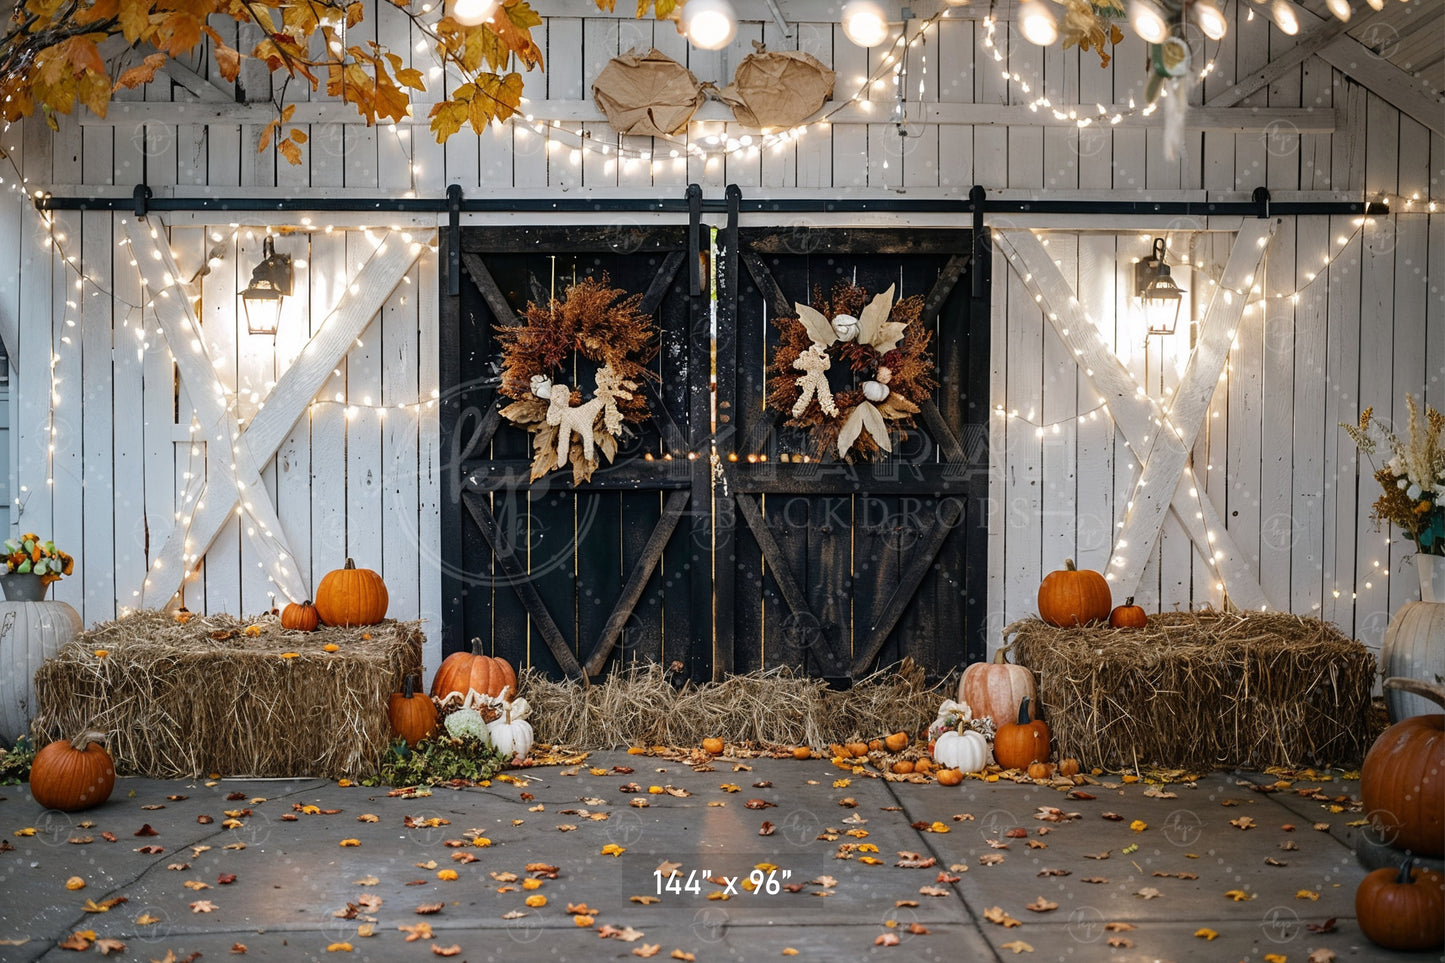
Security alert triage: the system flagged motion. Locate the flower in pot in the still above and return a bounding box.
[1,534,73,601]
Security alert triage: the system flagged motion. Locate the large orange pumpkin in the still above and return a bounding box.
[1037,558,1112,627]
[388,675,438,747]
[993,697,1051,770]
[314,558,388,627]
[1355,857,1445,951]
[30,730,115,812]
[1361,678,1444,857]
[958,647,1038,723]
[431,639,518,703]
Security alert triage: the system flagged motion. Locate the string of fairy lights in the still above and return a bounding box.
[0,8,1439,612]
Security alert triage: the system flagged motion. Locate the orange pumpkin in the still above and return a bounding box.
[1058,757,1081,777]
[702,737,725,755]
[994,696,1051,770]
[935,768,964,786]
[1356,857,1445,951]
[281,600,320,631]
[885,731,910,752]
[792,746,813,760]
[1361,678,1444,857]
[388,675,438,747]
[314,558,388,627]
[1108,597,1148,629]
[892,760,915,774]
[958,648,1038,723]
[1038,558,1112,627]
[430,639,518,703]
[30,730,115,812]
[845,741,870,758]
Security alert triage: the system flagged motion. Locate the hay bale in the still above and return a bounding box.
[1005,612,1377,770]
[524,659,948,750]
[32,610,422,779]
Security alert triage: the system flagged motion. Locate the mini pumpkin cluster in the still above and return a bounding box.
[384,648,534,764]
[276,559,389,632]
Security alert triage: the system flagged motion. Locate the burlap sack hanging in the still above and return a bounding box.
[716,44,835,130]
[592,48,706,138]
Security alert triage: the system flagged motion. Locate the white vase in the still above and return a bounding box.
[1418,554,1445,603]
[1380,555,1445,722]
[0,600,82,744]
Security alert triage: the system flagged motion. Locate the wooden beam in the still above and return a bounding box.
[79,99,1339,133]
[734,492,816,621]
[463,494,588,682]
[1206,7,1391,109]
[993,227,1274,610]
[1291,4,1445,136]
[581,490,690,678]
[850,498,965,678]
[1108,218,1277,602]
[242,237,421,458]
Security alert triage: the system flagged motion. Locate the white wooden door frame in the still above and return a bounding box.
[993,218,1279,610]
[124,217,422,609]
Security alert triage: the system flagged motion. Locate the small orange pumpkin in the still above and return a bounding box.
[430,639,518,703]
[994,696,1052,770]
[912,758,933,775]
[1038,558,1112,627]
[388,675,438,747]
[702,737,725,755]
[314,558,389,627]
[1027,761,1054,780]
[1109,597,1148,629]
[281,600,320,631]
[935,768,964,786]
[867,738,885,752]
[885,731,910,752]
[845,741,870,758]
[1058,757,1081,777]
[892,760,915,774]
[792,746,813,760]
[30,730,115,812]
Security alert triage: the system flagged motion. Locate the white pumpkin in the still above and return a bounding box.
[487,698,534,759]
[933,730,990,773]
[0,600,82,744]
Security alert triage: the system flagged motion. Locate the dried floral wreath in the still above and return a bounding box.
[768,282,936,459]
[497,276,657,484]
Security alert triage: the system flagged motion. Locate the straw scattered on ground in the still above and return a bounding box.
[525,658,949,750]
[1004,611,1376,771]
[32,610,422,779]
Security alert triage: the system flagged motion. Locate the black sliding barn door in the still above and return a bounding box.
[714,227,989,683]
[440,218,989,684]
[439,226,711,681]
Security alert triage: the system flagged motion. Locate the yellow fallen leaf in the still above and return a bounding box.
[1130,820,1147,832]
[832,779,851,788]
[1296,889,1320,901]
[437,869,459,881]
[522,878,543,890]
[929,821,950,833]
[339,838,361,847]
[602,843,626,857]
[1263,956,1286,963]
[326,942,353,952]
[1225,889,1255,902]
[323,643,340,652]
[525,894,547,907]
[648,786,665,794]
[1194,928,1218,940]
[857,844,879,853]
[65,876,86,890]
[14,828,36,837]
[782,950,799,957]
[280,652,300,659]
[93,649,109,659]
[859,856,883,865]
[574,914,595,926]
[1000,940,1033,953]
[472,837,491,847]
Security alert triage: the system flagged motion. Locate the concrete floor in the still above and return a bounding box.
[0,754,1436,962]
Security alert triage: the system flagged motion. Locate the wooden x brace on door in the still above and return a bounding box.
[994,219,1278,609]
[125,219,422,609]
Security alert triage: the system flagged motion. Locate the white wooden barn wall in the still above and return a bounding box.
[0,7,1439,676]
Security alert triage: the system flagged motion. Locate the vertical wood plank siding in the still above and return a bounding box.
[0,9,1439,682]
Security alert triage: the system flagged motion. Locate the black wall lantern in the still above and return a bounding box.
[240,235,293,336]
[1134,236,1186,336]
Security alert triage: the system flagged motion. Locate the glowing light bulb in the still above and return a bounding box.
[1128,0,1170,43]
[448,0,499,25]
[1018,1,1059,45]
[842,0,890,48]
[682,0,738,49]
[1193,0,1228,39]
